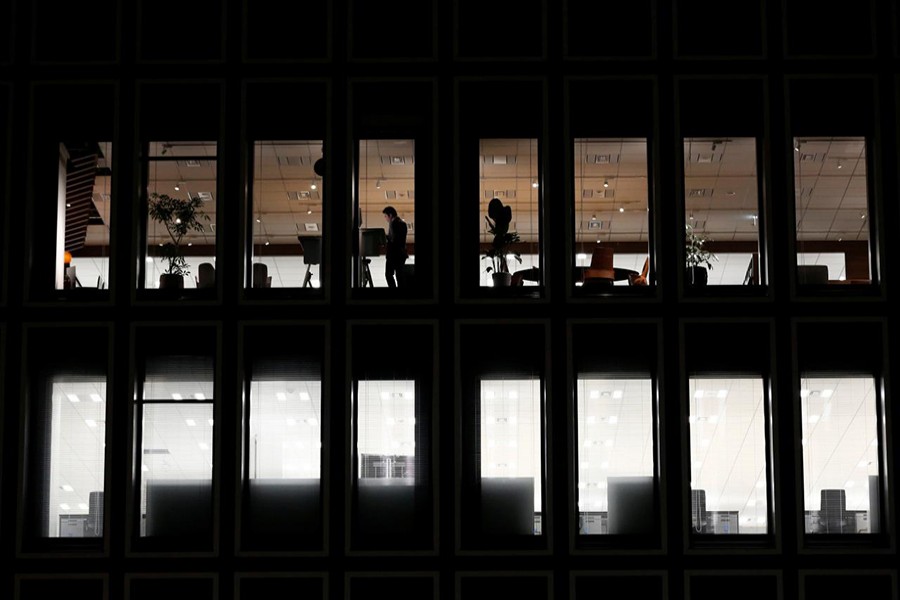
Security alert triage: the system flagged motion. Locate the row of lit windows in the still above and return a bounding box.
[20,356,887,551]
[27,134,876,298]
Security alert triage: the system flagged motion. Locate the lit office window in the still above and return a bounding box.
[249,141,324,289]
[480,379,543,535]
[801,377,881,534]
[689,378,769,534]
[55,142,113,291]
[138,360,214,540]
[794,137,872,285]
[479,139,540,288]
[576,379,654,535]
[249,380,322,479]
[245,378,322,543]
[356,140,415,288]
[574,139,651,289]
[354,380,420,536]
[141,141,217,290]
[46,379,107,538]
[683,138,763,286]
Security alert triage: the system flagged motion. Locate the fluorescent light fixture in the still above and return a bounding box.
[171,393,183,400]
[90,393,103,403]
[305,418,318,426]
[276,392,287,401]
[586,416,597,425]
[145,256,154,263]
[717,389,728,399]
[800,388,810,398]
[508,390,518,399]
[589,390,600,400]
[808,414,820,423]
[608,416,618,425]
[193,393,205,400]
[612,390,623,399]
[185,419,196,427]
[85,419,97,428]
[577,253,588,261]
[693,390,704,399]
[61,484,74,492]
[299,391,311,401]
[820,389,833,398]
[59,503,71,511]
[67,393,80,403]
[198,442,209,451]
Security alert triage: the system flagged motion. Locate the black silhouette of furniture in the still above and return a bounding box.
[297,236,322,288]
[798,264,828,285]
[252,262,271,288]
[360,228,386,288]
[196,263,215,289]
[583,246,615,286]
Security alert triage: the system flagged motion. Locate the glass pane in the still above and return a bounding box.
[356,140,415,288]
[57,142,113,290]
[250,141,324,288]
[574,139,651,289]
[480,379,542,535]
[479,139,540,288]
[801,376,880,534]
[683,138,762,286]
[357,380,417,481]
[143,141,217,290]
[576,379,654,535]
[794,137,871,285]
[47,380,106,538]
[140,402,213,537]
[689,378,769,534]
[249,380,322,479]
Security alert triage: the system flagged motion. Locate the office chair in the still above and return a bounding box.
[297,236,322,288]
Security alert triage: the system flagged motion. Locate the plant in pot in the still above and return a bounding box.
[147,192,210,289]
[482,197,522,287]
[685,222,717,286]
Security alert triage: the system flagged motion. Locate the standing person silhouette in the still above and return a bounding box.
[382,206,408,288]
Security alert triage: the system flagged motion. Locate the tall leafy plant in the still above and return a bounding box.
[685,223,717,271]
[482,197,522,275]
[148,192,209,277]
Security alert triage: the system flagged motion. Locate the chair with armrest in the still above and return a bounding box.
[196,262,215,289]
[583,246,615,286]
[628,257,650,286]
[252,262,271,288]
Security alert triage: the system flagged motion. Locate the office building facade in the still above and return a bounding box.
[1,1,898,598]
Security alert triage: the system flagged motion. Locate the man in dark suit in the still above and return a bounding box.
[382,206,409,288]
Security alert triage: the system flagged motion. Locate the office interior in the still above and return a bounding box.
[3,1,900,599]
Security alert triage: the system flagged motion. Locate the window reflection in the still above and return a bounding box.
[794,137,872,285]
[250,141,324,289]
[683,138,762,286]
[574,139,650,289]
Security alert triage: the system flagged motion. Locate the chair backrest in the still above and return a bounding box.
[197,263,215,288]
[252,262,269,288]
[298,236,322,265]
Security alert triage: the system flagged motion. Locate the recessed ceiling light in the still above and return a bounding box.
[618,207,624,213]
[171,393,183,400]
[90,393,103,403]
[61,484,74,492]
[603,179,609,188]
[299,391,311,401]
[67,393,80,403]
[85,419,97,428]
[193,393,205,400]
[185,419,196,427]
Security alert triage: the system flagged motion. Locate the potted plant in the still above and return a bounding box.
[685,222,717,286]
[147,192,210,289]
[482,198,522,287]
